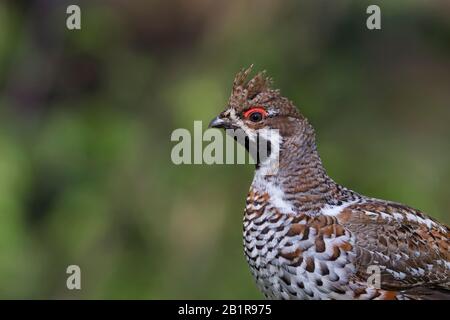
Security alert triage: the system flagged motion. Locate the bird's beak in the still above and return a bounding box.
[208,116,226,129]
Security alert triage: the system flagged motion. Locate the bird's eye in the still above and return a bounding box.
[249,112,262,122]
[243,107,268,123]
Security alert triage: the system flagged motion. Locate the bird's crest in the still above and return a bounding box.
[230,65,279,110]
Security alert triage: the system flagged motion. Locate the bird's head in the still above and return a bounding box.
[209,66,312,149]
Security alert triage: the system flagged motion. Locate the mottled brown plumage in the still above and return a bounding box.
[210,66,449,300]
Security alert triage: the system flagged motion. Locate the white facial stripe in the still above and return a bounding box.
[228,108,256,141]
[227,108,282,176]
[257,128,281,176]
[251,129,292,213]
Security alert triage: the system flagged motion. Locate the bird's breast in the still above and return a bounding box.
[243,189,358,299]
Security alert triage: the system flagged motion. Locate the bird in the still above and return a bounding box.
[208,66,449,300]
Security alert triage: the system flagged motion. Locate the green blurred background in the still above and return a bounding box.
[0,0,449,299]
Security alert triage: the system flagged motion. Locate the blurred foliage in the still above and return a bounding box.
[0,0,449,299]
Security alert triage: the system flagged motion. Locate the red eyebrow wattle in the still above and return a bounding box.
[243,106,268,118]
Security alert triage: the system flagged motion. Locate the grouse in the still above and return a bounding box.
[209,66,449,300]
